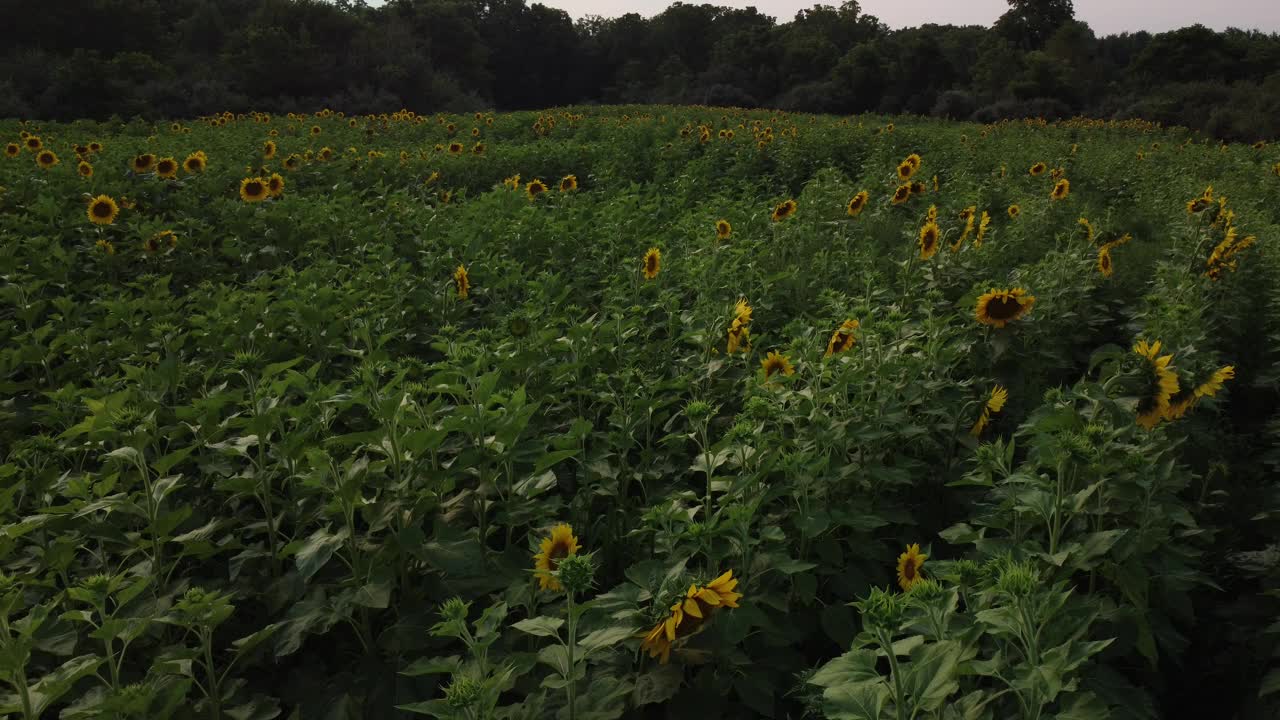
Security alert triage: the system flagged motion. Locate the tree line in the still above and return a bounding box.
[2,0,1278,140]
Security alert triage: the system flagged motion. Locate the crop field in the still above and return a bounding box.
[1,106,1278,719]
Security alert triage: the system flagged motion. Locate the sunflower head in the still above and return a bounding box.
[283,154,300,170]
[559,174,578,192]
[4,143,19,158]
[1050,178,1071,201]
[771,199,797,222]
[95,238,115,255]
[642,247,661,280]
[453,264,470,299]
[761,351,795,381]
[533,523,580,592]
[1132,340,1179,430]
[310,125,321,136]
[891,184,912,205]
[262,140,276,158]
[825,319,859,357]
[447,142,463,154]
[132,153,156,173]
[918,221,941,260]
[715,218,732,240]
[24,136,41,151]
[1194,365,1235,400]
[1029,162,1046,176]
[155,157,178,179]
[847,191,869,217]
[239,177,268,203]
[1097,247,1114,277]
[266,173,285,197]
[896,544,927,591]
[77,160,93,178]
[36,150,59,168]
[975,288,1036,328]
[525,179,548,199]
[1007,204,1020,219]
[184,152,207,173]
[896,159,915,181]
[87,195,119,225]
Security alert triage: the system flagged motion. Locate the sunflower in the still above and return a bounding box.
[970,385,1008,436]
[640,570,742,664]
[1078,217,1095,244]
[1029,162,1046,176]
[88,141,103,153]
[154,229,178,250]
[95,238,115,255]
[1133,340,1179,430]
[532,523,580,592]
[4,143,19,158]
[77,160,93,178]
[911,181,926,195]
[239,177,268,203]
[453,264,470,299]
[727,299,752,354]
[975,211,991,247]
[771,199,797,222]
[471,142,485,155]
[87,195,119,225]
[35,150,59,169]
[927,205,938,222]
[183,152,207,173]
[1194,365,1235,399]
[891,184,912,205]
[642,247,661,280]
[132,153,156,173]
[1050,178,1070,201]
[559,174,578,192]
[310,125,321,137]
[825,319,859,357]
[918,221,940,260]
[155,157,178,179]
[266,173,285,198]
[761,351,794,380]
[24,136,41,151]
[896,159,916,181]
[283,153,301,171]
[896,544,927,591]
[975,288,1036,328]
[525,179,548,199]
[715,218,732,240]
[1051,166,1065,180]
[170,122,182,132]
[1007,204,1020,219]
[142,233,163,254]
[846,191,869,217]
[1186,196,1213,214]
[1097,247,1114,277]
[1163,388,1197,421]
[447,142,463,155]
[262,140,277,159]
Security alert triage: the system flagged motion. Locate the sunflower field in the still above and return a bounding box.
[1,107,1279,720]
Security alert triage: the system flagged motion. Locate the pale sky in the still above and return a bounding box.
[367,0,1280,35]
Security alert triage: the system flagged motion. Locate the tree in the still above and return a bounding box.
[995,0,1075,49]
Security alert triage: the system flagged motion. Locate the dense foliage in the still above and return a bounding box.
[2,106,1279,719]
[3,0,1280,140]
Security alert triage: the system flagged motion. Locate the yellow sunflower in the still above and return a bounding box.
[183,152,207,173]
[642,247,661,280]
[87,195,119,225]
[283,154,300,171]
[975,288,1036,328]
[453,264,470,299]
[35,150,59,168]
[1007,204,1021,219]
[559,174,578,192]
[727,299,752,354]
[1097,247,1114,277]
[761,351,794,380]
[896,159,916,181]
[846,191,869,217]
[447,142,464,154]
[266,173,285,198]
[239,177,269,203]
[1050,178,1070,201]
[533,523,580,592]
[896,544,927,591]
[24,136,41,151]
[918,221,941,260]
[1029,162,1046,176]
[132,153,156,173]
[88,141,103,153]
[155,157,178,179]
[1194,365,1235,399]
[77,160,93,178]
[1078,217,1094,244]
[715,218,732,240]
[1163,388,1197,421]
[891,184,912,205]
[1133,340,1179,430]
[262,140,277,159]
[154,229,178,250]
[975,211,991,247]
[640,570,743,664]
[318,147,334,161]
[970,385,1009,437]
[310,125,322,137]
[771,199,797,222]
[95,238,115,255]
[526,179,548,199]
[824,319,859,357]
[4,143,19,158]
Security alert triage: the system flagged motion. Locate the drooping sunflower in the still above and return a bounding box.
[262,140,277,159]
[846,191,869,217]
[771,199,797,222]
[1133,340,1179,430]
[891,184,912,205]
[283,153,301,171]
[4,143,19,158]
[918,221,941,260]
[896,543,927,591]
[975,211,991,247]
[35,149,59,169]
[155,157,178,179]
[183,152,207,173]
[239,177,269,203]
[727,299,752,354]
[761,351,795,381]
[525,179,548,199]
[87,195,119,225]
[1163,387,1197,421]
[640,570,743,664]
[1078,217,1095,244]
[266,173,285,198]
[453,264,470,299]
[1194,365,1235,399]
[970,385,1008,437]
[132,153,156,173]
[1007,204,1021,219]
[559,174,578,192]
[1097,247,1114,277]
[77,160,93,178]
[975,288,1036,328]
[825,319,859,357]
[642,247,661,280]
[1050,178,1071,201]
[532,523,580,592]
[1029,162,1047,176]
[154,229,178,250]
[715,218,732,240]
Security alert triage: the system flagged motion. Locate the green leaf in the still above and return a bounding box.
[632,664,683,706]
[26,654,103,715]
[810,648,880,688]
[512,616,564,638]
[904,640,962,712]
[578,625,635,654]
[823,681,890,720]
[399,655,461,677]
[1260,669,1280,697]
[295,527,349,581]
[351,582,392,609]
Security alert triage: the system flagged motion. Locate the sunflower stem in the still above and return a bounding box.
[878,628,908,720]
[565,592,578,720]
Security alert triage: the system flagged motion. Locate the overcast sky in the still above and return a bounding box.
[365,0,1280,35]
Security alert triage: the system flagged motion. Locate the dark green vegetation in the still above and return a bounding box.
[2,0,1279,140]
[1,107,1279,718]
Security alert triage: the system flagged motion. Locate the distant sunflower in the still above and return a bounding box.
[447,142,464,154]
[1007,204,1021,219]
[896,159,916,181]
[1194,365,1235,399]
[642,247,661,280]
[183,152,207,173]
[911,181,926,195]
[975,211,991,246]
[283,153,301,171]
[532,523,580,592]
[975,288,1036,328]
[1133,340,1179,430]
[132,153,156,173]
[727,299,752,354]
[525,179,548,199]
[904,153,921,171]
[24,136,41,151]
[3,143,19,158]
[846,191,869,217]
[559,174,578,192]
[310,125,322,137]
[1097,247,1114,277]
[715,218,732,240]
[155,229,178,250]
[1186,196,1213,214]
[771,198,797,222]
[471,142,485,155]
[1078,217,1095,244]
[891,184,912,205]
[88,141,103,153]
[1050,178,1070,201]
[239,177,268,203]
[87,195,119,225]
[970,385,1008,436]
[453,264,470,299]
[155,157,178,179]
[1029,162,1046,176]
[35,149,58,169]
[896,543,927,591]
[825,319,859,357]
[262,140,277,159]
[266,172,285,198]
[77,160,93,178]
[918,221,940,260]
[95,239,115,255]
[761,351,794,380]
